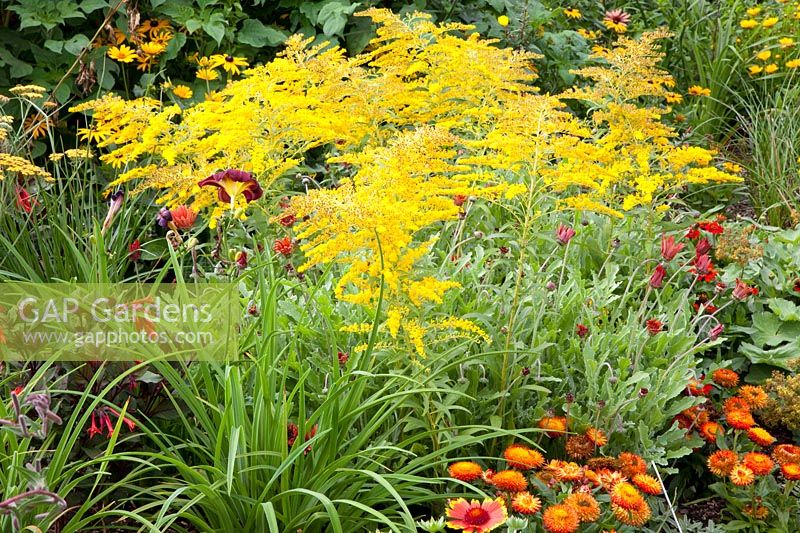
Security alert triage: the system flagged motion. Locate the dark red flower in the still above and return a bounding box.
[794,279,800,293]
[279,213,296,227]
[338,351,349,365]
[128,239,142,262]
[649,264,667,288]
[695,238,712,256]
[691,254,717,282]
[273,237,293,257]
[660,234,684,261]
[235,251,248,269]
[646,319,663,335]
[686,225,700,240]
[576,324,589,338]
[287,422,299,447]
[199,169,263,203]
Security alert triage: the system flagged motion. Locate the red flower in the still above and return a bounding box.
[128,239,142,262]
[273,237,293,257]
[649,264,666,288]
[235,251,248,269]
[107,408,136,431]
[15,185,37,213]
[171,205,197,229]
[695,238,712,256]
[453,195,467,207]
[338,351,349,365]
[279,213,296,227]
[699,221,724,235]
[287,422,299,447]
[646,319,663,335]
[198,169,263,203]
[556,224,576,245]
[686,225,700,240]
[576,324,589,338]
[708,323,724,340]
[691,254,717,282]
[793,279,800,293]
[88,412,103,438]
[732,279,758,301]
[687,377,712,396]
[660,234,684,261]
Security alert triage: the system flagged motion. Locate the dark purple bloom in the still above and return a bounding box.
[199,169,263,203]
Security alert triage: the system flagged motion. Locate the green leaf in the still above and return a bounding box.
[45,40,64,53]
[64,34,90,56]
[163,32,187,61]
[317,1,357,37]
[238,19,287,47]
[768,298,800,321]
[185,18,203,34]
[80,0,108,13]
[203,14,227,45]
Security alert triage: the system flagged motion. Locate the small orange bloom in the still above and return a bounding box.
[511,491,542,515]
[449,461,483,482]
[542,504,580,533]
[699,421,723,442]
[504,444,545,470]
[738,386,768,409]
[598,470,627,490]
[726,410,755,430]
[743,503,769,520]
[780,462,800,480]
[566,434,595,459]
[585,427,608,447]
[170,205,197,230]
[707,450,738,477]
[743,453,774,476]
[632,473,662,495]
[618,452,647,477]
[724,397,750,413]
[747,427,776,447]
[611,482,644,510]
[538,416,568,438]
[491,470,528,492]
[612,499,651,527]
[773,444,800,465]
[564,492,600,522]
[554,462,584,482]
[729,464,755,486]
[712,368,739,388]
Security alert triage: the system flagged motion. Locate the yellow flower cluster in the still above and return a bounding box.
[0,153,52,181]
[739,1,800,76]
[72,11,739,356]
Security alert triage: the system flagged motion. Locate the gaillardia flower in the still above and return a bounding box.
[446,498,507,533]
[199,169,263,204]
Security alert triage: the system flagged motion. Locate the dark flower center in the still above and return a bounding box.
[226,55,234,62]
[465,508,490,525]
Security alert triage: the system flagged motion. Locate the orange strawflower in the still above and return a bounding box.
[617,452,647,478]
[511,491,542,515]
[738,385,768,409]
[699,421,723,442]
[449,461,483,482]
[504,444,545,470]
[712,368,739,388]
[747,427,776,447]
[170,205,197,229]
[729,464,755,486]
[772,444,800,465]
[780,462,800,480]
[564,492,600,522]
[724,397,750,413]
[542,504,580,533]
[490,469,528,492]
[598,470,627,490]
[707,450,738,477]
[726,410,755,430]
[554,462,584,482]
[566,434,595,459]
[743,452,774,476]
[611,482,644,510]
[538,416,568,438]
[585,427,608,447]
[612,499,651,527]
[632,473,662,495]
